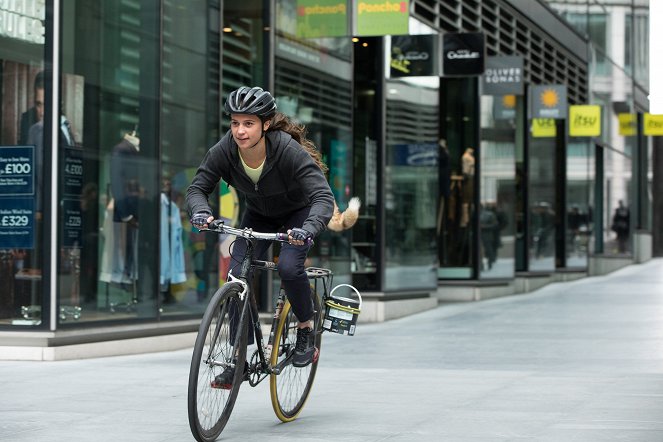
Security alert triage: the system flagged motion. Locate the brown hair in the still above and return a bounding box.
[267,112,328,175]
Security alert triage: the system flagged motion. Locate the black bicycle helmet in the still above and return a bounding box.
[224,86,277,119]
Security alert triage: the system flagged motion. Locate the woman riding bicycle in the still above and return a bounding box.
[186,86,334,387]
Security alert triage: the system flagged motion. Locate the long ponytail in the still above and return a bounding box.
[267,112,328,175]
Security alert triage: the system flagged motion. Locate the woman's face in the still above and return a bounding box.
[230,114,269,149]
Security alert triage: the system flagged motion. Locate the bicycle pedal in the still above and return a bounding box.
[210,380,232,390]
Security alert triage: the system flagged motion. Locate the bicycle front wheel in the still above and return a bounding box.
[269,292,322,422]
[188,283,248,442]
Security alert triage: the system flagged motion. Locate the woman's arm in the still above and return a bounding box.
[290,146,334,237]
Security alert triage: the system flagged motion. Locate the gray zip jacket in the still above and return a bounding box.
[186,129,334,237]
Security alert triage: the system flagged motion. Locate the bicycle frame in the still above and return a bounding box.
[201,221,324,385]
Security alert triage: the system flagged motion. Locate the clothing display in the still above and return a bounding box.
[99,199,138,284]
[160,193,186,285]
[110,135,140,223]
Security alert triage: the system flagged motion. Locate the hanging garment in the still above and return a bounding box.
[160,193,186,285]
[99,200,138,284]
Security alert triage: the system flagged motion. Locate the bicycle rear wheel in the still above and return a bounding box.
[269,292,322,422]
[188,283,248,442]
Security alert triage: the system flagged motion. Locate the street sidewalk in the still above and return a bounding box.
[1,259,662,441]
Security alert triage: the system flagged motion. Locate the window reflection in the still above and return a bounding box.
[528,137,556,272]
[0,1,45,326]
[439,78,478,278]
[566,141,593,267]
[385,78,438,290]
[479,96,516,279]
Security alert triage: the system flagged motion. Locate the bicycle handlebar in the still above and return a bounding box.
[198,220,314,246]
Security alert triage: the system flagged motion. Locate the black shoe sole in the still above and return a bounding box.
[292,347,319,368]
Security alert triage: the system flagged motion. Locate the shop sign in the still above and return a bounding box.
[354,0,409,36]
[569,105,601,137]
[296,0,348,38]
[531,118,556,138]
[643,113,663,136]
[442,32,485,76]
[482,56,524,95]
[392,143,438,166]
[0,0,45,44]
[390,34,438,77]
[618,113,637,136]
[529,84,567,119]
[493,95,517,120]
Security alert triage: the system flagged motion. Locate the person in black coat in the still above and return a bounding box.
[611,200,630,253]
[187,87,334,385]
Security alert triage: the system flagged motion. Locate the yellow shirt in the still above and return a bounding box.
[239,153,265,184]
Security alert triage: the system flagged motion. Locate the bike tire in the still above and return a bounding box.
[269,292,322,422]
[188,283,249,442]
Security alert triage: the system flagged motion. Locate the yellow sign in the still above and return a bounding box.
[618,113,637,136]
[643,113,663,136]
[531,118,556,137]
[569,105,601,137]
[355,0,409,36]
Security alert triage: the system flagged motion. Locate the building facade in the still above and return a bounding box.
[0,0,652,356]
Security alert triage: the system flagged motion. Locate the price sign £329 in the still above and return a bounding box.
[0,214,30,227]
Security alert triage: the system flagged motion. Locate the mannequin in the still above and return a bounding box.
[462,147,475,176]
[461,147,475,227]
[100,131,141,308]
[123,131,140,151]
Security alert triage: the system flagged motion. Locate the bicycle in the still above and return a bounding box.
[187,220,335,442]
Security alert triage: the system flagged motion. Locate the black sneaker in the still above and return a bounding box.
[292,327,318,368]
[211,361,247,389]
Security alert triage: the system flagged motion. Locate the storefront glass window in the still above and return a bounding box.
[528,136,556,272]
[385,78,438,290]
[603,150,633,255]
[479,96,517,279]
[272,0,354,302]
[439,78,478,279]
[57,1,163,323]
[566,141,593,268]
[160,0,221,315]
[591,61,634,257]
[0,1,46,326]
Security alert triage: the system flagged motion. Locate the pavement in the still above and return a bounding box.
[1,259,663,442]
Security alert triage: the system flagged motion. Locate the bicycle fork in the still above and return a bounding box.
[265,287,287,362]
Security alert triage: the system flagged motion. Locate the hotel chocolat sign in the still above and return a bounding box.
[442,32,485,76]
[482,56,524,95]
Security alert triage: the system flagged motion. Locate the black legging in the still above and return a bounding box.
[228,206,314,324]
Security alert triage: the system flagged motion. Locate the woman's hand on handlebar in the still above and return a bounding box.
[287,227,313,246]
[190,212,214,229]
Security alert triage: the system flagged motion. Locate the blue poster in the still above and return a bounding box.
[0,198,34,249]
[0,146,35,196]
[392,143,439,167]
